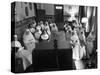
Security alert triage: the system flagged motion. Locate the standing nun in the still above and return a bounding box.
[70,30,85,70]
[23,29,36,53]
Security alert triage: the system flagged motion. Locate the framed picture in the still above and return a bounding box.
[11,1,98,73]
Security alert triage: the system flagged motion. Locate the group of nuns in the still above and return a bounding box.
[63,18,96,69]
[11,17,96,71]
[11,20,58,71]
[25,20,58,42]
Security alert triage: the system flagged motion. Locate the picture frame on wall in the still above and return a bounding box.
[11,1,98,73]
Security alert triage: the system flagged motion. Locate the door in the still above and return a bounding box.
[54,5,63,23]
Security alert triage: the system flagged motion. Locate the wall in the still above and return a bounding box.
[36,3,54,15]
[15,2,36,22]
[43,4,54,15]
[11,2,36,40]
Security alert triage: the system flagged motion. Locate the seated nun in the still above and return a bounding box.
[23,29,36,53]
[51,23,58,32]
[64,21,72,40]
[28,24,36,34]
[64,23,72,33]
[40,20,45,30]
[49,22,53,27]
[65,29,72,40]
[78,27,86,45]
[36,23,42,34]
[34,24,42,40]
[79,29,86,59]
[44,21,51,36]
[32,20,37,28]
[40,29,50,41]
[64,21,68,27]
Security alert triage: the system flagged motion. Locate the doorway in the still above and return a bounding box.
[54,5,64,23]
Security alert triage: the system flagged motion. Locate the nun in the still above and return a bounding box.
[40,30,50,41]
[28,24,36,34]
[51,23,58,32]
[40,20,45,30]
[23,29,36,53]
[70,30,85,70]
[35,23,42,40]
[44,21,51,36]
[15,47,33,70]
[32,20,37,28]
[78,28,86,59]
[64,21,72,32]
[11,34,33,70]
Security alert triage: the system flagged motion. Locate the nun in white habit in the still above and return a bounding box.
[15,46,33,70]
[70,30,85,70]
[23,29,36,53]
[22,29,37,70]
[11,34,33,70]
[51,23,58,32]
